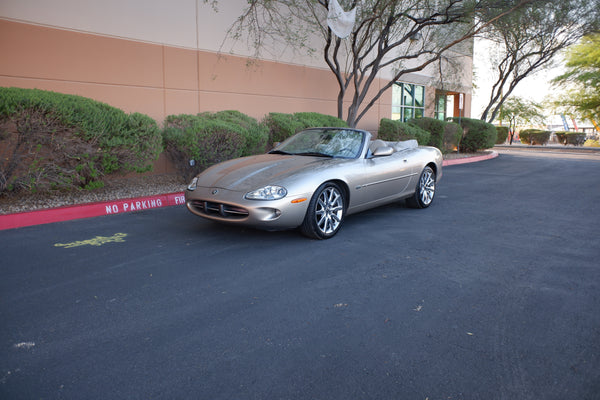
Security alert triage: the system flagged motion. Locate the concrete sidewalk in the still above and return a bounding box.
[495,143,600,153]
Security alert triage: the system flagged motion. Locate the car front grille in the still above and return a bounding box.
[189,200,249,219]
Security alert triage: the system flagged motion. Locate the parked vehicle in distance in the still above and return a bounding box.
[185,127,442,239]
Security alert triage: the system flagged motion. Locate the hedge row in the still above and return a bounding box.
[379,117,496,153]
[449,117,497,153]
[378,117,465,153]
[163,112,254,182]
[378,118,431,145]
[162,111,348,181]
[496,126,509,144]
[554,131,587,146]
[1,87,500,195]
[0,87,162,193]
[262,112,348,145]
[519,129,551,145]
[0,87,351,193]
[408,117,463,152]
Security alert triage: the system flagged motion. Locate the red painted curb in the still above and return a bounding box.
[443,151,498,166]
[0,192,186,231]
[1,151,498,231]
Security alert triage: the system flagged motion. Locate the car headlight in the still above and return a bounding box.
[187,177,198,191]
[245,185,287,200]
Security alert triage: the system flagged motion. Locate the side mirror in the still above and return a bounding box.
[373,145,394,157]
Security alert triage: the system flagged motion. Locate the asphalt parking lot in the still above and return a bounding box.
[1,150,599,399]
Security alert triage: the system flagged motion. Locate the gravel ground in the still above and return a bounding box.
[0,152,489,215]
[0,174,187,215]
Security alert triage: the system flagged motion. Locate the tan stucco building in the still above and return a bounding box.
[0,0,473,133]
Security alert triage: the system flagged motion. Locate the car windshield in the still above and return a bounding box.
[271,128,365,159]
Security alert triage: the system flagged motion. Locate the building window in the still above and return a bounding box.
[435,94,446,121]
[392,83,425,122]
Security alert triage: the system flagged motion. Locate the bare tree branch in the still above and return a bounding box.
[222,0,539,127]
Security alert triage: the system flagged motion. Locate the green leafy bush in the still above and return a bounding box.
[496,126,509,144]
[519,129,551,145]
[407,117,444,148]
[407,117,462,152]
[378,118,431,145]
[450,117,497,152]
[293,112,348,129]
[0,87,162,193]
[554,131,586,146]
[163,113,248,181]
[262,113,304,146]
[443,122,463,152]
[210,110,268,156]
[262,112,347,147]
[554,131,568,144]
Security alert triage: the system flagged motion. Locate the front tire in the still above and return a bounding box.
[300,182,346,239]
[407,166,436,208]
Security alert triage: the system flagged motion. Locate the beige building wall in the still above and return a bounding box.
[0,0,471,134]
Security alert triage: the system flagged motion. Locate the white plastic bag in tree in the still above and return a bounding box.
[327,0,357,39]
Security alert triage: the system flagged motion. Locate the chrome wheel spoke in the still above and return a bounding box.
[419,171,435,205]
[314,186,344,235]
[316,212,326,226]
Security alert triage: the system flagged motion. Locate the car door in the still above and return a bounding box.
[349,149,415,211]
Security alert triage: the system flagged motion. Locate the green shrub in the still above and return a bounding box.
[443,121,463,152]
[211,110,268,156]
[450,117,497,152]
[407,117,462,152]
[496,126,509,144]
[262,112,347,148]
[262,113,304,146]
[378,118,431,145]
[554,131,568,144]
[565,133,586,146]
[163,113,247,181]
[555,131,586,146]
[519,129,551,145]
[293,112,348,129]
[0,87,162,194]
[408,117,445,148]
[166,111,267,157]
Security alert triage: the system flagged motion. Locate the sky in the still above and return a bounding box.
[471,37,564,121]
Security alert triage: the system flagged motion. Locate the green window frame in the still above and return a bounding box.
[392,82,425,122]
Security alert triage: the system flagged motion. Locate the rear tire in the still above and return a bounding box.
[300,182,345,239]
[407,166,436,209]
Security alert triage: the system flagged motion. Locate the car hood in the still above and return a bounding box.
[196,154,338,191]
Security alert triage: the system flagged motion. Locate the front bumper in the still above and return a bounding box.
[185,186,311,230]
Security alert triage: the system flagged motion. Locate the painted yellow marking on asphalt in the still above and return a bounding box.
[54,233,128,249]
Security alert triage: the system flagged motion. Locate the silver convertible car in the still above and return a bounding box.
[185,127,442,239]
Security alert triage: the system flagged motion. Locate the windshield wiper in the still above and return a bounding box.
[296,152,334,158]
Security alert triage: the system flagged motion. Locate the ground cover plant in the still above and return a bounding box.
[0,87,162,194]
